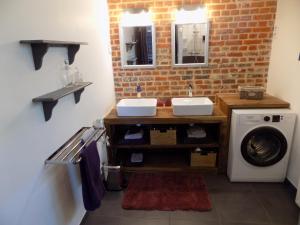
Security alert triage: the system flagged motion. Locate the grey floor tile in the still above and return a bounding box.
[120,208,147,218]
[170,218,219,225]
[80,175,299,225]
[102,191,124,204]
[203,174,254,193]
[214,192,271,224]
[121,217,169,225]
[82,215,122,225]
[222,223,271,225]
[90,202,123,218]
[251,183,289,193]
[169,209,219,222]
[143,210,170,219]
[256,191,299,225]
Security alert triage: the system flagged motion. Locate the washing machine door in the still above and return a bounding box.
[241,126,287,167]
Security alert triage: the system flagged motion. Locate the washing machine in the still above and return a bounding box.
[228,109,296,182]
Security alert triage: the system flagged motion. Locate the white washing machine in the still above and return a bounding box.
[228,109,296,182]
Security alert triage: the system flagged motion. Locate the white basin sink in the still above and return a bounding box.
[172,97,213,116]
[116,98,157,117]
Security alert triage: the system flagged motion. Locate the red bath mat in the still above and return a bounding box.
[122,173,212,211]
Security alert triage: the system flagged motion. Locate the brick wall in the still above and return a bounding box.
[108,0,277,101]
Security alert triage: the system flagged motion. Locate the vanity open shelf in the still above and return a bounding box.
[32,82,92,121]
[118,149,219,173]
[20,40,88,70]
[104,106,228,174]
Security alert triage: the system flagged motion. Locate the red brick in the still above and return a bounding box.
[108,0,276,99]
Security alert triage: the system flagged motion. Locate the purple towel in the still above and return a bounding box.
[79,141,105,211]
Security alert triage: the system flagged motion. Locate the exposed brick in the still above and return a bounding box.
[108,0,276,100]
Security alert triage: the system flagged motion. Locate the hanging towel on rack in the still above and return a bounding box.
[79,141,105,211]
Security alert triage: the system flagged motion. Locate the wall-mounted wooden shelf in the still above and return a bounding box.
[32,82,92,121]
[20,40,88,70]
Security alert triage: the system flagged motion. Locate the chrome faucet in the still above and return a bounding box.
[188,84,193,97]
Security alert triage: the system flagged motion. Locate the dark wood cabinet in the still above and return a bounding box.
[104,106,228,174]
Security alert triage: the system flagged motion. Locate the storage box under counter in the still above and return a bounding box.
[150,127,177,145]
[104,106,228,173]
[190,151,217,167]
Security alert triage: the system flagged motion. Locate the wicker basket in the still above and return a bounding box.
[190,151,217,167]
[238,86,265,100]
[150,128,177,145]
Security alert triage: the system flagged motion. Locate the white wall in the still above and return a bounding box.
[267,0,300,187]
[0,0,115,225]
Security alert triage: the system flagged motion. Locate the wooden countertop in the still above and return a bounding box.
[216,93,290,109]
[104,105,227,125]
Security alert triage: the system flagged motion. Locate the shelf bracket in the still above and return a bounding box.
[74,88,85,104]
[31,43,49,70]
[42,100,58,121]
[68,44,80,65]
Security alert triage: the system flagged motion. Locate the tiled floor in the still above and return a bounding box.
[80,174,299,225]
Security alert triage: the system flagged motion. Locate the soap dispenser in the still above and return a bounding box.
[136,84,142,98]
[62,59,73,86]
[188,84,193,97]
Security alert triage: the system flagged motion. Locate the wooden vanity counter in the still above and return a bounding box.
[104,105,228,174]
[104,95,289,175]
[216,93,290,116]
[104,105,227,125]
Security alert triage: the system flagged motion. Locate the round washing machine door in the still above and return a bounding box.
[241,126,287,167]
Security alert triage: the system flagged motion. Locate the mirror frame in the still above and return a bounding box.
[119,24,156,69]
[171,21,210,68]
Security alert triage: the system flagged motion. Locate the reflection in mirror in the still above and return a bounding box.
[175,23,207,64]
[122,26,153,66]
[172,5,209,67]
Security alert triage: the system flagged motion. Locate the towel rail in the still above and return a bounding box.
[45,127,106,165]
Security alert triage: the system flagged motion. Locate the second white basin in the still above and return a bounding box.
[116,98,157,117]
[172,97,213,116]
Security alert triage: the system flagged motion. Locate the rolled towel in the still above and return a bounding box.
[187,126,206,139]
[124,129,144,140]
[130,153,143,163]
[93,119,103,129]
[81,127,95,143]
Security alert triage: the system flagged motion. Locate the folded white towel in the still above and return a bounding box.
[93,119,103,129]
[130,153,143,163]
[81,127,95,143]
[124,129,144,140]
[187,126,206,139]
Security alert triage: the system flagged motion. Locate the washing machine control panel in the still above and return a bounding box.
[263,115,282,122]
[272,115,281,122]
[240,114,283,124]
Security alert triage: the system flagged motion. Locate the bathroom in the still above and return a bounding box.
[0,0,300,225]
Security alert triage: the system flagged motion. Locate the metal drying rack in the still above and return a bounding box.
[45,127,106,165]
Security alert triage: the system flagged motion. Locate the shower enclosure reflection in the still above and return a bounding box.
[172,5,209,67]
[175,23,207,64]
[172,22,209,67]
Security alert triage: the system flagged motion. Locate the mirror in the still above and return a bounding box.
[172,6,209,67]
[120,25,155,68]
[172,23,209,67]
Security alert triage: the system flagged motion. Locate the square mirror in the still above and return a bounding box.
[119,9,156,69]
[172,6,209,67]
[120,25,155,68]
